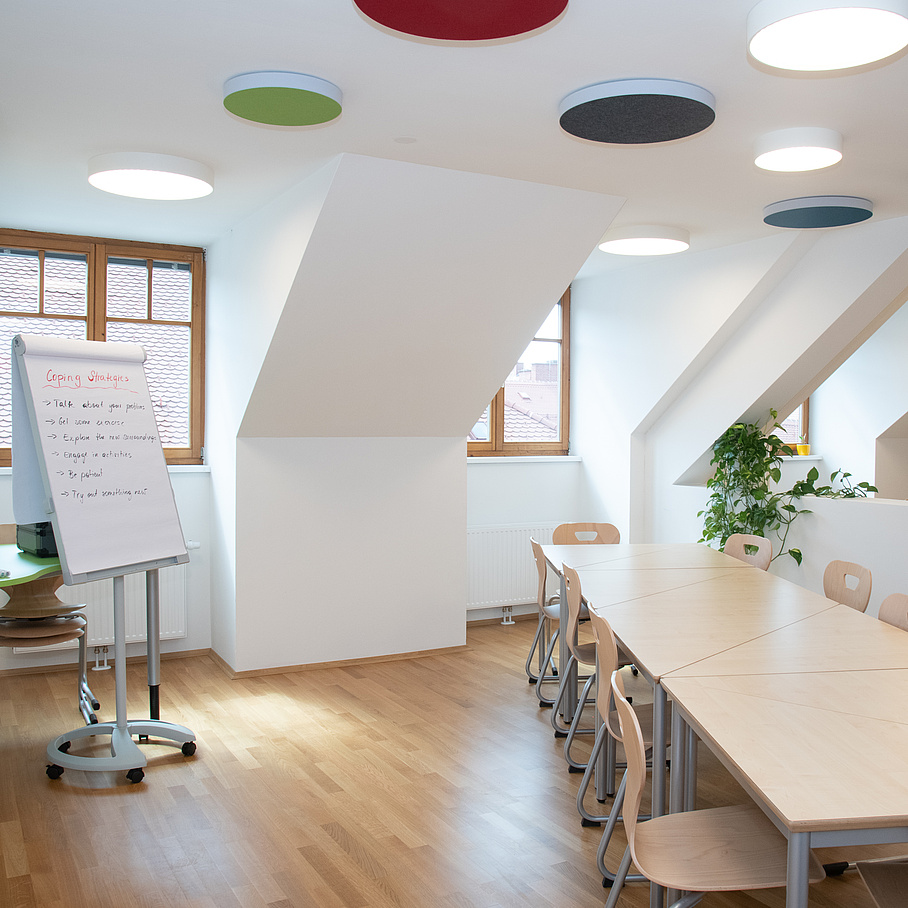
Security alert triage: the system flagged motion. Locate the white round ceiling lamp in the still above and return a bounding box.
[88,153,214,200]
[598,226,691,256]
[754,127,843,171]
[747,0,908,71]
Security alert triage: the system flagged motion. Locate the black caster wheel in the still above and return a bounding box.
[568,765,584,774]
[91,698,101,710]
[602,877,614,889]
[631,666,639,676]
[126,767,145,784]
[581,818,601,827]
[46,764,64,780]
[823,862,849,877]
[89,714,98,725]
[553,729,567,738]
[181,741,197,756]
[528,677,537,685]
[538,701,553,709]
[58,740,71,753]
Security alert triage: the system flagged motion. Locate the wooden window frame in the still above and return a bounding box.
[0,228,205,466]
[468,288,570,457]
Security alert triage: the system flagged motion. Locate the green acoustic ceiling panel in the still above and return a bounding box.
[224,72,343,126]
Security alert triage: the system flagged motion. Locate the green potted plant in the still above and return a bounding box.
[698,411,877,565]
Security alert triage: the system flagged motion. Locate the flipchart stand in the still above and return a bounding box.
[45,571,196,783]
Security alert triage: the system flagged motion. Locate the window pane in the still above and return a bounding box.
[107,257,148,318]
[152,261,192,321]
[503,340,560,443]
[44,253,88,316]
[0,248,40,313]
[535,304,561,341]
[777,404,806,447]
[470,405,490,441]
[0,316,87,447]
[107,321,190,447]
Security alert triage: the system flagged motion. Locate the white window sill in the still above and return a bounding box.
[467,455,582,464]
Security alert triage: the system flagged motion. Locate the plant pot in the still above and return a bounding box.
[797,443,811,456]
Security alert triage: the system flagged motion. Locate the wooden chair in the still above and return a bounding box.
[723,533,772,570]
[878,593,908,631]
[857,859,908,907]
[0,524,100,725]
[823,559,872,612]
[550,564,600,769]
[552,522,620,545]
[604,670,825,908]
[526,538,561,705]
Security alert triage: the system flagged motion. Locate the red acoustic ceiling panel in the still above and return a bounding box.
[354,0,567,40]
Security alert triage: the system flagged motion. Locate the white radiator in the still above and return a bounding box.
[466,523,556,610]
[13,563,188,653]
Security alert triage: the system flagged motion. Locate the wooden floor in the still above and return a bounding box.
[0,621,901,908]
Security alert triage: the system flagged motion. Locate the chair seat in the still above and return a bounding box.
[575,640,597,665]
[542,603,561,620]
[634,803,826,892]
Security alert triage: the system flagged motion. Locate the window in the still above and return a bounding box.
[0,229,205,466]
[468,288,570,456]
[776,400,809,452]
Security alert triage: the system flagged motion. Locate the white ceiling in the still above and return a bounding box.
[4,1,908,279]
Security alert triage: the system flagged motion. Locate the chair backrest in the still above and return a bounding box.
[530,537,551,616]
[588,608,623,728]
[878,593,908,632]
[723,533,772,570]
[0,523,16,546]
[823,560,872,612]
[552,522,620,545]
[562,564,590,663]
[610,671,648,866]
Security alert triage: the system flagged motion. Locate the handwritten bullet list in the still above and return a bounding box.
[41,397,161,506]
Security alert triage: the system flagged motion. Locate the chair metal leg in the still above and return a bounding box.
[604,845,634,908]
[564,671,597,770]
[550,655,577,729]
[596,773,648,885]
[535,628,561,706]
[77,627,100,725]
[525,613,548,682]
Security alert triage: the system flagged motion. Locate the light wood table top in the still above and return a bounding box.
[663,668,908,834]
[670,603,908,677]
[582,568,836,681]
[542,541,751,572]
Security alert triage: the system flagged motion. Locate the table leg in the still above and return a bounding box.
[650,682,667,908]
[786,833,811,908]
[559,571,578,720]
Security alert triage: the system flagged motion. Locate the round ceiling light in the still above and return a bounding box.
[559,79,716,144]
[763,195,873,228]
[223,71,342,126]
[598,226,691,256]
[754,127,843,171]
[747,0,908,71]
[352,0,567,40]
[88,153,213,200]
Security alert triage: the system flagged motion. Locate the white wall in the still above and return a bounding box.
[810,296,908,495]
[207,153,624,673]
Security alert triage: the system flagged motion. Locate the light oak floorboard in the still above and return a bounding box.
[0,622,902,907]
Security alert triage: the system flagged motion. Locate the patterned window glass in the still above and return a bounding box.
[152,262,192,321]
[106,321,191,447]
[0,248,41,313]
[107,257,148,318]
[44,253,88,316]
[0,316,87,447]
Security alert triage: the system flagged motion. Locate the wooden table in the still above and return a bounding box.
[540,543,908,908]
[664,666,908,908]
